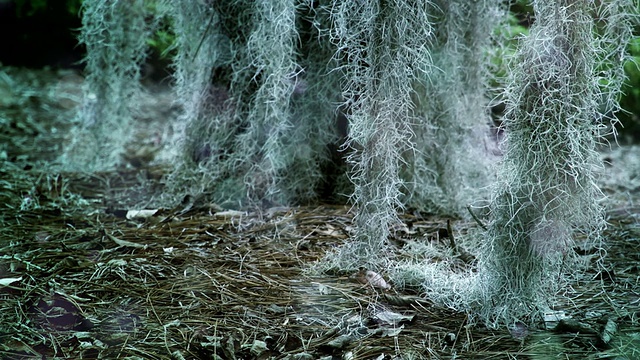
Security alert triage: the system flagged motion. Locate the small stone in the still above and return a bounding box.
[327,335,353,349]
[292,352,314,360]
[250,340,268,357]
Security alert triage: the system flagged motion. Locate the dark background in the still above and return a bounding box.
[0,0,83,68]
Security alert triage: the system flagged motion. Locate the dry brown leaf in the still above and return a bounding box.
[363,270,391,290]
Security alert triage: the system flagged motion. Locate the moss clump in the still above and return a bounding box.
[59,0,156,171]
[161,1,345,209]
[404,0,502,216]
[479,0,636,327]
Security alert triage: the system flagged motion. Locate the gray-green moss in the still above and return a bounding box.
[59,0,155,171]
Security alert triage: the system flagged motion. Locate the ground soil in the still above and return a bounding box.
[1,67,639,359]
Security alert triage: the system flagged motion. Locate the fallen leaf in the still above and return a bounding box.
[105,233,148,249]
[373,310,414,326]
[0,277,22,287]
[126,209,159,220]
[214,210,247,217]
[364,270,391,290]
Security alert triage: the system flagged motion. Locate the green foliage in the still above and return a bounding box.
[620,35,640,136]
[144,1,177,59]
[510,0,534,15]
[626,36,640,93]
[146,29,176,59]
[14,0,82,17]
[490,12,529,84]
[502,13,529,39]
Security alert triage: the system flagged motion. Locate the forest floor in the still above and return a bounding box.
[1,67,639,359]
